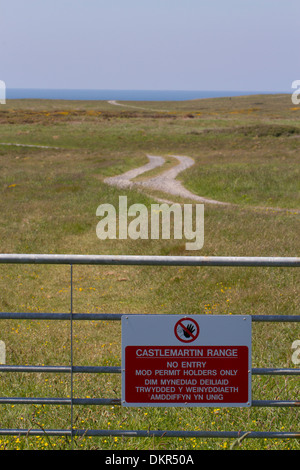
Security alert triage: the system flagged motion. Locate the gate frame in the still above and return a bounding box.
[0,254,299,443]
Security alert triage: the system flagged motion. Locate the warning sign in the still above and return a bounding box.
[121,315,251,407]
[174,318,199,343]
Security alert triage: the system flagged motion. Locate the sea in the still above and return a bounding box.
[5,88,283,102]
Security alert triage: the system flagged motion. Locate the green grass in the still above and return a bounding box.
[183,160,300,208]
[0,94,299,450]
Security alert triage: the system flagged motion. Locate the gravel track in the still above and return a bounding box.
[104,155,165,189]
[2,141,297,212]
[104,154,228,205]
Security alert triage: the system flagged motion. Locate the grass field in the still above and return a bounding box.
[0,94,299,450]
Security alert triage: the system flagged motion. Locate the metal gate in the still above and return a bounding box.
[0,254,299,444]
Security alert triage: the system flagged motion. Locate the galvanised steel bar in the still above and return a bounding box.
[252,368,300,375]
[0,397,120,406]
[73,366,121,374]
[0,312,123,320]
[0,253,299,267]
[76,398,300,407]
[252,400,300,408]
[1,365,299,375]
[69,429,300,439]
[0,396,298,407]
[0,364,121,374]
[0,312,299,322]
[0,365,71,373]
[0,428,299,439]
[0,397,71,405]
[0,428,72,437]
[73,429,300,439]
[252,315,300,322]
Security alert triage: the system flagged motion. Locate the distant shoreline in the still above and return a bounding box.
[5,89,288,102]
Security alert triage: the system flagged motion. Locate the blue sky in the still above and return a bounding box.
[1,0,299,91]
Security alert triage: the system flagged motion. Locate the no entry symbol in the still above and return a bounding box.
[174,318,200,343]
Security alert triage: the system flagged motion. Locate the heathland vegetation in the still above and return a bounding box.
[0,94,299,450]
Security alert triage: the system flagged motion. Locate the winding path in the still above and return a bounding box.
[104,154,300,213]
[0,142,60,149]
[104,155,165,189]
[104,154,228,205]
[2,141,298,212]
[107,100,169,113]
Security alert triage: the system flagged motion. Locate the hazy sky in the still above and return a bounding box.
[1,0,299,91]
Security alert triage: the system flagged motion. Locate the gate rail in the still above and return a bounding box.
[0,254,299,442]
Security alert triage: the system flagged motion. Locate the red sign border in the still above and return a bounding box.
[174,317,200,343]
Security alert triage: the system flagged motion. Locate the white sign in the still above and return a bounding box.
[122,315,252,407]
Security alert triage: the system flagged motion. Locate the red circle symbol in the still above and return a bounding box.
[174,318,200,343]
